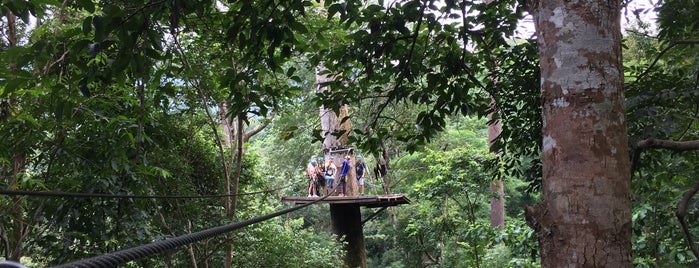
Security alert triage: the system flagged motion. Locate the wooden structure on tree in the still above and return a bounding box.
[281,194,410,268]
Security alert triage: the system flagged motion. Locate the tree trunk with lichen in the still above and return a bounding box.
[525,0,632,266]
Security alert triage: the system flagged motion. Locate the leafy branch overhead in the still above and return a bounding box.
[315,0,522,152]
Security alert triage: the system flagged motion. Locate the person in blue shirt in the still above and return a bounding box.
[337,155,351,197]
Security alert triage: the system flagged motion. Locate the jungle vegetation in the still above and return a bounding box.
[1,0,698,267]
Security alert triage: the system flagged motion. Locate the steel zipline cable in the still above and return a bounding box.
[51,190,335,268]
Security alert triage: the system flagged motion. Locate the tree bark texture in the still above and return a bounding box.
[488,101,505,230]
[224,114,244,268]
[317,69,340,150]
[375,140,397,225]
[526,0,632,266]
[317,67,351,149]
[320,105,340,149]
[218,100,233,148]
[489,179,505,230]
[317,69,356,196]
[330,204,367,268]
[345,154,358,196]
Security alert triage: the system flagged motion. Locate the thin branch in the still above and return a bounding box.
[636,138,699,152]
[416,235,439,267]
[632,136,699,259]
[57,0,69,25]
[42,50,69,75]
[630,40,699,86]
[242,113,274,141]
[120,0,168,28]
[675,179,699,261]
[368,0,429,131]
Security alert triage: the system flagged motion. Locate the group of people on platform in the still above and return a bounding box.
[306,154,367,197]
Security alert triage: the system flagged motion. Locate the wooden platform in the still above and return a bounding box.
[281,194,410,208]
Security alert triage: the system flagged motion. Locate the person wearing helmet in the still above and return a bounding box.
[307,155,318,170]
[324,156,337,194]
[307,160,319,197]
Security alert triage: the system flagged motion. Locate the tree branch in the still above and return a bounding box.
[629,40,699,86]
[416,235,439,267]
[640,137,699,260]
[636,138,699,152]
[242,113,274,142]
[675,179,699,261]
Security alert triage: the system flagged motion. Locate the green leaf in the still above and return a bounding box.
[75,0,95,13]
[289,20,308,34]
[92,16,105,41]
[82,17,93,35]
[145,48,162,59]
[286,67,296,77]
[328,3,343,19]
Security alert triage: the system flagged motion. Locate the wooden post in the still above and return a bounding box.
[330,204,366,268]
[281,195,409,268]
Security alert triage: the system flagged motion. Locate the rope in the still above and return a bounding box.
[52,191,334,268]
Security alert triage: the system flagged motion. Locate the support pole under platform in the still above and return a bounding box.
[281,194,410,268]
[330,204,365,268]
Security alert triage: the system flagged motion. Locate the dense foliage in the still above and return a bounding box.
[1,0,699,267]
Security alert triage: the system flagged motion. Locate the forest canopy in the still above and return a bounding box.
[1,0,699,267]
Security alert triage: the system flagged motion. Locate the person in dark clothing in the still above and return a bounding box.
[356,155,367,195]
[307,161,319,197]
[316,157,326,196]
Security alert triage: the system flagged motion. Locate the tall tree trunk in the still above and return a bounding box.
[484,0,505,231]
[317,68,340,150]
[375,140,397,226]
[219,97,270,267]
[218,101,233,148]
[220,105,233,268]
[487,109,505,230]
[317,68,356,195]
[2,11,27,262]
[224,113,244,268]
[319,103,351,149]
[525,0,632,266]
[320,107,339,150]
[231,113,243,217]
[9,159,25,261]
